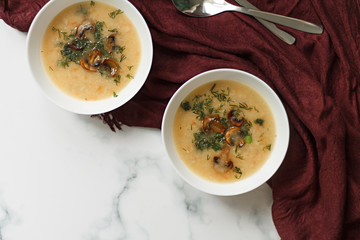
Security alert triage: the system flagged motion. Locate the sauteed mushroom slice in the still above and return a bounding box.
[213,146,233,174]
[75,22,94,40]
[238,139,246,148]
[80,49,103,72]
[202,115,226,133]
[67,42,82,51]
[225,127,246,147]
[106,34,116,54]
[102,58,119,77]
[227,109,245,127]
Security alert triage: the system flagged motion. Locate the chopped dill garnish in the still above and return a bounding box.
[52,27,70,40]
[210,83,230,102]
[52,13,126,82]
[94,21,105,40]
[212,142,222,151]
[234,166,242,179]
[181,101,191,111]
[119,54,126,62]
[76,5,88,15]
[193,130,225,151]
[109,9,123,19]
[126,74,134,79]
[238,102,253,110]
[90,0,95,6]
[255,118,264,126]
[264,144,272,151]
[56,41,64,47]
[99,65,111,78]
[114,45,125,54]
[127,65,133,70]
[114,75,121,85]
[51,26,60,36]
[58,59,69,68]
[108,28,118,33]
[113,92,118,97]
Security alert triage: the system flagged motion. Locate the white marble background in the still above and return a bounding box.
[0,20,279,240]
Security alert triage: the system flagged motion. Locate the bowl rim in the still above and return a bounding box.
[26,0,153,115]
[161,68,289,196]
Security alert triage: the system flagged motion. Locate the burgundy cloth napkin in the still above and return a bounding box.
[2,0,360,239]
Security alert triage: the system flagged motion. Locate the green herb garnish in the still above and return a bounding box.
[114,75,121,85]
[52,13,128,83]
[193,131,211,150]
[255,118,264,126]
[126,74,134,79]
[181,101,191,111]
[109,9,123,19]
[56,41,65,47]
[264,144,272,151]
[52,27,70,40]
[233,166,242,179]
[77,5,88,15]
[60,40,89,64]
[240,120,252,136]
[108,28,118,33]
[193,130,225,151]
[245,135,252,144]
[119,54,126,62]
[113,92,118,97]
[94,21,104,40]
[210,84,230,102]
[238,102,252,110]
[99,65,111,78]
[58,59,69,68]
[114,45,125,54]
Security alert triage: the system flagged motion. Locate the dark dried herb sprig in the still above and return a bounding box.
[234,166,242,179]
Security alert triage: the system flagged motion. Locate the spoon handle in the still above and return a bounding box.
[236,7,324,34]
[234,0,295,45]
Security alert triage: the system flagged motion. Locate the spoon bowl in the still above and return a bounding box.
[172,0,323,34]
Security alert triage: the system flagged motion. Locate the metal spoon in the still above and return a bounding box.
[172,0,323,34]
[234,0,295,45]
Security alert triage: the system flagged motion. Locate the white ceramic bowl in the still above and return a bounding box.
[161,68,289,196]
[27,0,152,114]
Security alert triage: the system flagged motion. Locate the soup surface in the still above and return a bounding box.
[41,1,141,100]
[173,80,276,183]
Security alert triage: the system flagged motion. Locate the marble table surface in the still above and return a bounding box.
[0,20,280,240]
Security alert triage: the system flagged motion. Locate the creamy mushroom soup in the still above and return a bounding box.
[41,1,141,100]
[173,80,276,183]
